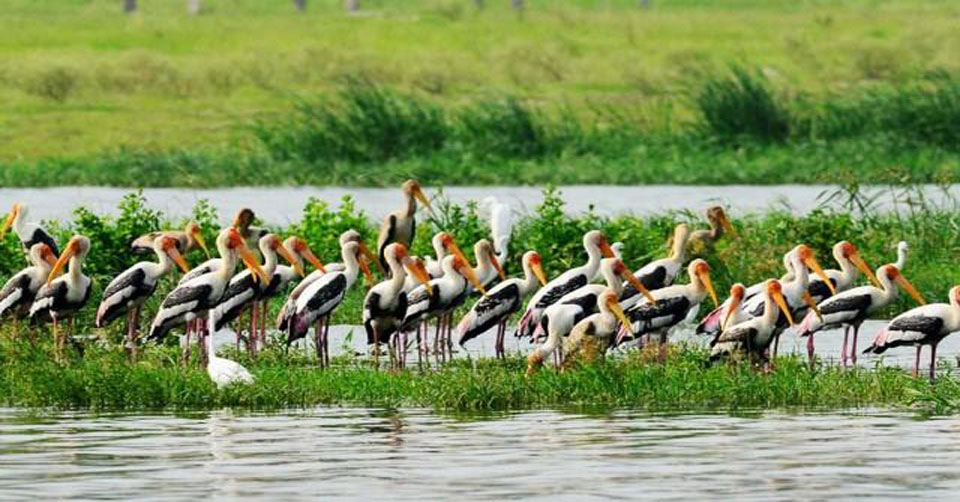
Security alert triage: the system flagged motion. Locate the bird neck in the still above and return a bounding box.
[388,256,407,292]
[669,229,688,262]
[895,247,908,270]
[261,248,278,279]
[584,243,603,279]
[219,251,238,280]
[762,293,781,327]
[600,267,623,295]
[520,260,538,296]
[836,252,857,285]
[788,255,809,290]
[878,272,897,300]
[67,255,84,284]
[205,318,216,361]
[405,193,417,217]
[154,248,175,275]
[342,248,361,282]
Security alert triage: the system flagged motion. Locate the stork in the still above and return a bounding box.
[29,235,93,362]
[1,203,58,260]
[0,243,57,336]
[376,179,433,270]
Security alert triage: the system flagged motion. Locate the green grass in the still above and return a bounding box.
[1,338,958,413]
[3,0,960,185]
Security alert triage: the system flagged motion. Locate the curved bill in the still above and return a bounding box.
[850,253,881,289]
[607,298,635,335]
[895,274,926,305]
[0,207,16,241]
[168,246,191,274]
[801,291,821,322]
[599,240,615,259]
[490,253,506,281]
[447,241,470,268]
[698,270,719,307]
[532,261,548,286]
[722,294,742,329]
[42,247,58,267]
[358,255,374,286]
[277,245,305,277]
[803,254,837,295]
[301,247,326,274]
[772,289,796,326]
[358,242,383,275]
[239,245,268,284]
[718,212,738,239]
[413,186,435,216]
[460,263,488,296]
[47,241,77,286]
[622,271,656,305]
[406,258,434,296]
[193,231,211,259]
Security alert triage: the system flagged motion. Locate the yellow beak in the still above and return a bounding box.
[895,274,927,305]
[719,213,738,238]
[608,298,635,335]
[0,206,16,241]
[850,253,882,289]
[408,259,434,296]
[358,255,374,286]
[532,262,548,286]
[802,291,823,322]
[239,245,268,284]
[302,247,326,274]
[168,246,191,274]
[47,240,77,286]
[623,270,656,305]
[461,263,487,296]
[699,269,719,307]
[193,231,211,259]
[277,244,305,277]
[414,187,435,216]
[804,255,837,296]
[490,253,506,281]
[722,294,742,329]
[772,289,796,326]
[358,242,383,276]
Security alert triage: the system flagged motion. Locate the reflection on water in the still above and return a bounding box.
[2,407,960,501]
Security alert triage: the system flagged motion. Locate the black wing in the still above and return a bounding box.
[0,273,33,317]
[536,275,587,309]
[378,215,398,271]
[628,296,691,323]
[102,267,149,302]
[163,282,214,310]
[807,278,838,302]
[819,293,872,318]
[888,315,944,339]
[303,274,347,314]
[24,228,58,257]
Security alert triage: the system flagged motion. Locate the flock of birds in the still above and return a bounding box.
[0,180,957,388]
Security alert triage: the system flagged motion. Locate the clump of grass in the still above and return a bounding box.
[26,67,79,102]
[694,65,791,143]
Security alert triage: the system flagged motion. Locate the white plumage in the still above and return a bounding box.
[481,196,513,263]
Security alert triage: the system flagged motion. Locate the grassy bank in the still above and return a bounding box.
[1,338,957,413]
[4,1,960,185]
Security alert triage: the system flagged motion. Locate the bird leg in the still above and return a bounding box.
[806,333,816,371]
[850,324,860,367]
[199,319,210,367]
[314,319,323,367]
[323,316,331,368]
[181,320,193,366]
[125,307,139,359]
[416,323,424,370]
[52,317,61,363]
[433,320,442,365]
[841,326,849,368]
[445,314,454,361]
[930,342,938,383]
[913,345,921,379]
[249,303,259,358]
[261,301,269,348]
[497,321,506,360]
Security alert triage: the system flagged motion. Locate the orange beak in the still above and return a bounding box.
[0,204,18,241]
[459,261,487,296]
[168,246,190,274]
[358,242,383,276]
[803,252,837,296]
[772,288,796,326]
[850,252,882,289]
[599,240,615,259]
[358,254,374,286]
[607,296,634,335]
[406,258,434,296]
[277,244,305,277]
[621,269,656,305]
[490,252,506,281]
[698,268,719,307]
[301,246,326,274]
[239,244,268,284]
[722,292,742,329]
[531,261,548,286]
[47,238,79,286]
[895,274,926,306]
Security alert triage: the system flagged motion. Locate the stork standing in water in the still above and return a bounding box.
[709,280,795,364]
[798,264,926,369]
[377,179,433,271]
[557,289,635,371]
[516,230,615,339]
[481,196,513,264]
[424,232,469,279]
[457,251,547,359]
[287,241,374,367]
[148,228,265,364]
[130,221,209,259]
[536,259,654,365]
[96,235,190,355]
[864,285,960,381]
[805,241,881,305]
[29,236,93,362]
[401,255,486,365]
[0,243,57,336]
[1,203,59,260]
[264,236,327,337]
[687,206,736,254]
[212,234,302,356]
[617,259,719,355]
[363,244,432,368]
[620,224,691,307]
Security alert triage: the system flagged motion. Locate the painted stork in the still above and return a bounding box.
[287,241,374,367]
[211,234,302,355]
[0,243,57,334]
[620,223,691,307]
[798,264,926,369]
[717,283,749,332]
[265,236,327,328]
[147,228,265,362]
[709,279,795,364]
[687,206,736,254]
[96,235,190,354]
[471,238,506,290]
[29,235,93,362]
[558,289,635,370]
[516,230,615,339]
[481,196,513,263]
[376,179,433,270]
[457,250,547,359]
[362,243,432,367]
[616,259,719,351]
[536,258,654,349]
[806,240,881,304]
[130,221,209,258]
[864,285,960,381]
[204,316,255,388]
[401,254,486,365]
[1,203,58,259]
[233,208,270,252]
[425,232,468,279]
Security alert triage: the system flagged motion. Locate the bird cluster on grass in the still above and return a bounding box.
[0,180,947,389]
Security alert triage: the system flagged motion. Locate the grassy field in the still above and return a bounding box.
[3,0,960,185]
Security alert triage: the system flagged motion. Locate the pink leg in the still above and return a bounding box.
[850,324,860,366]
[262,301,269,347]
[806,333,816,370]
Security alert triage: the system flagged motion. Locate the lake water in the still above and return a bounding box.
[2,184,959,225]
[2,407,959,501]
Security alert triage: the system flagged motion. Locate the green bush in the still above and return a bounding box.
[694,65,791,143]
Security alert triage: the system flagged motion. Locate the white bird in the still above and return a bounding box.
[148,228,265,360]
[264,236,327,333]
[716,283,749,331]
[516,230,615,339]
[617,259,719,351]
[212,234,302,354]
[376,179,433,271]
[894,241,909,270]
[798,264,926,368]
[620,223,691,307]
[96,235,190,353]
[204,315,254,389]
[709,280,795,363]
[29,235,93,362]
[536,258,653,348]
[401,254,486,365]
[424,232,468,279]
[864,285,960,381]
[1,203,59,259]
[130,221,209,259]
[457,250,548,359]
[805,240,881,304]
[362,243,432,367]
[0,243,57,331]
[481,196,513,263]
[287,241,373,367]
